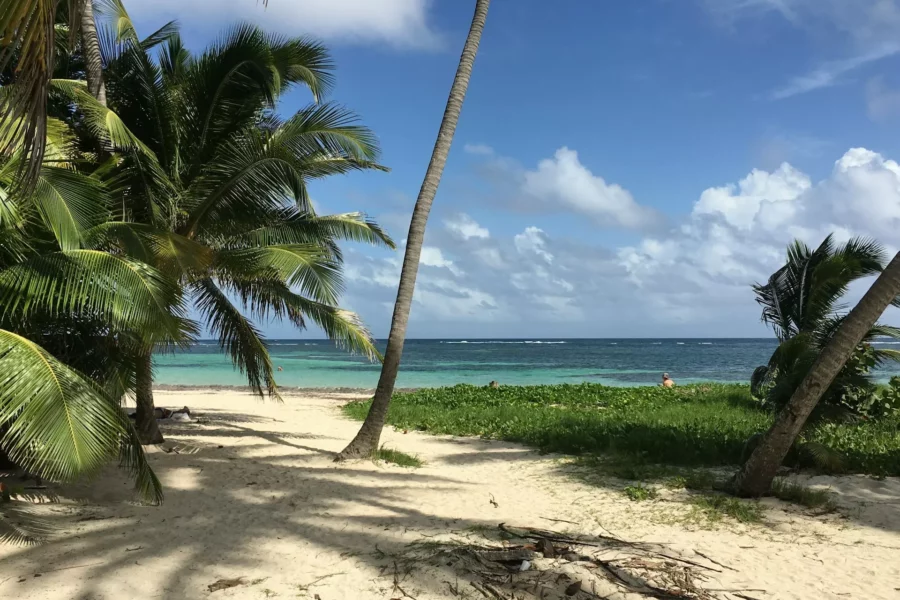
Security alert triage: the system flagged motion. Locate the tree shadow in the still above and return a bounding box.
[0,408,743,600]
[1,407,896,600]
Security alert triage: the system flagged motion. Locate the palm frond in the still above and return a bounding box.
[30,166,106,251]
[0,249,189,342]
[231,211,395,259]
[216,244,343,305]
[0,329,162,502]
[0,0,65,191]
[191,279,278,398]
[282,295,381,361]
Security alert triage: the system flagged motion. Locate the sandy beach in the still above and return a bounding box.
[1,389,898,600]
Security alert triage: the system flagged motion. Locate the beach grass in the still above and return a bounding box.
[690,494,764,524]
[372,446,424,468]
[770,478,837,511]
[343,383,900,476]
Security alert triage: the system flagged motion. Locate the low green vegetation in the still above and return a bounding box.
[770,478,837,511]
[690,494,764,524]
[343,383,900,476]
[622,484,657,501]
[372,446,424,468]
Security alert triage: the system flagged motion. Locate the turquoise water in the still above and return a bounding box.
[153,338,900,389]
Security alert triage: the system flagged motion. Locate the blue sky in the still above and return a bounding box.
[127,0,900,338]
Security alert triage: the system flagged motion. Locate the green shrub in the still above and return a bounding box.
[623,484,657,501]
[343,383,900,476]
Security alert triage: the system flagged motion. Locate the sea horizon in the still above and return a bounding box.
[153,337,900,389]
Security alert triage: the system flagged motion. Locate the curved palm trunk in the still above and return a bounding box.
[336,0,490,460]
[134,352,164,445]
[80,0,107,106]
[734,252,900,496]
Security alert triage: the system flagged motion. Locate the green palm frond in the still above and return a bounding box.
[230,211,395,263]
[191,279,278,398]
[0,329,162,502]
[0,249,189,342]
[85,222,214,278]
[283,295,381,361]
[216,244,344,305]
[30,166,106,251]
[181,106,385,238]
[0,0,67,190]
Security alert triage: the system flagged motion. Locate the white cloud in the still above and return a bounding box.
[420,246,462,276]
[444,214,489,240]
[522,148,662,230]
[693,163,812,230]
[769,45,900,99]
[619,147,900,319]
[514,227,554,264]
[124,0,440,49]
[342,146,900,337]
[706,0,900,99]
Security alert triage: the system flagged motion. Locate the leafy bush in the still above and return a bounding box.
[344,383,900,476]
[623,484,657,501]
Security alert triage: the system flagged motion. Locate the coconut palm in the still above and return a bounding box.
[736,251,900,496]
[55,2,394,443]
[750,235,900,419]
[0,115,180,540]
[337,0,491,460]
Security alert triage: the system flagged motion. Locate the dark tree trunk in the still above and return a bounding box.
[80,0,106,106]
[734,252,900,496]
[336,0,490,460]
[134,352,164,445]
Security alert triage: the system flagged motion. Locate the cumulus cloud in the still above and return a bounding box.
[419,246,463,276]
[444,213,489,240]
[514,227,554,264]
[618,147,900,320]
[124,0,440,49]
[523,148,663,230]
[342,147,900,337]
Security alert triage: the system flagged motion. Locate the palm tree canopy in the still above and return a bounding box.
[60,4,394,397]
[753,234,900,417]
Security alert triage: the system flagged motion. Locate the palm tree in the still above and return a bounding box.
[751,235,900,418]
[735,251,900,496]
[80,0,105,105]
[63,4,393,443]
[337,0,491,460]
[0,113,177,538]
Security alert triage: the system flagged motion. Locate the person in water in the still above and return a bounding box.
[662,373,675,388]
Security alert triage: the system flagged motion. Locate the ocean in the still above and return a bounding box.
[153,338,900,389]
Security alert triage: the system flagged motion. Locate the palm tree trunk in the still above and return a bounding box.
[134,352,164,445]
[734,252,900,496]
[336,0,490,460]
[80,0,107,106]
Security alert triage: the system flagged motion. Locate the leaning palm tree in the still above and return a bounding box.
[735,251,900,496]
[337,0,491,460]
[750,235,900,418]
[59,3,394,443]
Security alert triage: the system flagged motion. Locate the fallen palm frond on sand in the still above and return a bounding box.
[372,523,766,600]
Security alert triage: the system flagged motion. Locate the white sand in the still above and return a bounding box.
[1,390,898,599]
